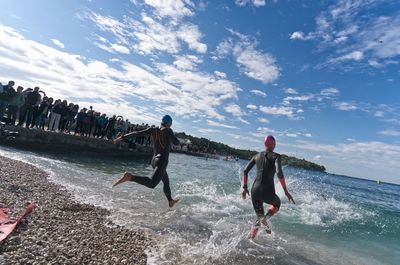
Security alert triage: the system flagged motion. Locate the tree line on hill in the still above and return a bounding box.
[175,132,326,172]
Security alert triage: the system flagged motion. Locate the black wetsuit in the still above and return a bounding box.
[243,151,283,217]
[125,126,179,201]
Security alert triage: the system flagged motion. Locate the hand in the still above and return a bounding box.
[241,188,249,199]
[113,136,123,144]
[285,191,295,204]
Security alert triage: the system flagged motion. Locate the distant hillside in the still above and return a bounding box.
[175,132,326,172]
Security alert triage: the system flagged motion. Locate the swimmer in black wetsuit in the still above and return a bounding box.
[112,115,180,208]
[242,135,295,238]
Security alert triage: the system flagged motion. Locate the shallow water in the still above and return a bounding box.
[1,146,399,265]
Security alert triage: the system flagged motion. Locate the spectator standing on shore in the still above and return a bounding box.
[95,113,107,138]
[74,108,87,135]
[48,99,62,131]
[66,104,79,133]
[35,97,52,129]
[7,86,25,125]
[18,87,41,128]
[0,81,16,121]
[106,115,117,140]
[59,101,71,132]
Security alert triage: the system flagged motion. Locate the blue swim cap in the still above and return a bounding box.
[161,115,173,126]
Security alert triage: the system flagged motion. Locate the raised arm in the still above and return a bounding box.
[113,127,154,144]
[275,155,295,204]
[169,129,180,146]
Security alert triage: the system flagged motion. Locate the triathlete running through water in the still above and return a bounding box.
[242,135,295,238]
[112,115,180,208]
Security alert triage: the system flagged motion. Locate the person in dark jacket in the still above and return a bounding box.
[113,115,180,208]
[48,99,63,131]
[18,87,41,127]
[0,81,16,121]
[7,86,24,125]
[74,108,87,135]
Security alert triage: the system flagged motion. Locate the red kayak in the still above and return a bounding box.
[0,203,37,242]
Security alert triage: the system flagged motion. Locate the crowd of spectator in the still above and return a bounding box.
[0,80,154,144]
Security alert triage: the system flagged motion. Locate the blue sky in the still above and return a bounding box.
[0,0,399,184]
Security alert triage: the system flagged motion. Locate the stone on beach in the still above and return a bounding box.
[0,155,150,264]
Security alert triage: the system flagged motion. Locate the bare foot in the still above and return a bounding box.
[112,172,134,187]
[168,198,180,208]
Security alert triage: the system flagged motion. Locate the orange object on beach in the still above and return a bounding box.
[0,203,37,242]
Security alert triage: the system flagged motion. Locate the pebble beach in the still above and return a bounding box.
[0,155,150,265]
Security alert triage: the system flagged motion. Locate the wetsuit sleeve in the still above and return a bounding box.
[242,156,256,188]
[169,129,180,145]
[275,155,284,179]
[243,156,256,176]
[123,127,154,139]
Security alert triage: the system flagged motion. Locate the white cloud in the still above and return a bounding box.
[379,129,400,137]
[374,111,385,117]
[142,0,195,21]
[214,70,227,79]
[290,140,400,183]
[295,1,400,67]
[250,89,267,97]
[207,119,237,129]
[334,102,358,111]
[337,50,364,61]
[215,30,280,84]
[257,117,269,123]
[173,55,202,70]
[177,23,207,53]
[284,88,298,94]
[320,87,339,97]
[290,31,306,40]
[85,11,207,55]
[224,104,244,117]
[246,104,258,110]
[235,0,266,7]
[283,95,313,105]
[259,105,295,118]
[0,25,239,125]
[51,39,65,49]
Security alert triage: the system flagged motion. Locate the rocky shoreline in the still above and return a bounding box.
[0,155,150,265]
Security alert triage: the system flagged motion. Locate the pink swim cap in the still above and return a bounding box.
[264,135,276,149]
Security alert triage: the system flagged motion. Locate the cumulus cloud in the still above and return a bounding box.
[215,30,279,84]
[0,25,239,124]
[291,1,400,68]
[224,104,244,117]
[246,104,258,110]
[235,0,266,7]
[51,39,65,49]
[283,95,313,105]
[379,129,400,137]
[214,70,227,79]
[142,0,195,21]
[284,88,298,94]
[250,89,267,97]
[291,139,400,183]
[334,102,358,111]
[173,55,202,70]
[257,117,269,123]
[84,10,207,55]
[207,119,237,129]
[259,105,295,118]
[290,31,306,40]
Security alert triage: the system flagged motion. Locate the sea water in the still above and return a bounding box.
[1,146,399,265]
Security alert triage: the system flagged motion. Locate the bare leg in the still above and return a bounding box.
[112,172,135,187]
